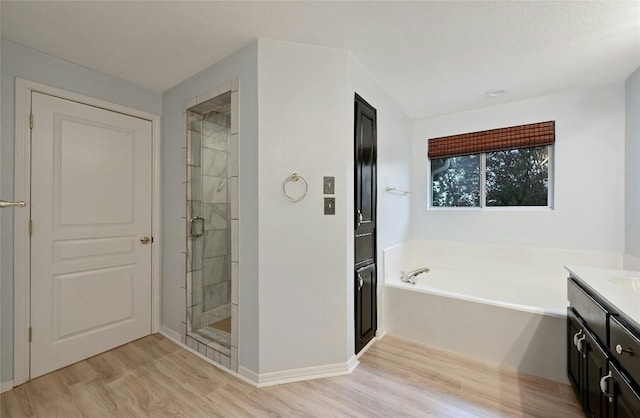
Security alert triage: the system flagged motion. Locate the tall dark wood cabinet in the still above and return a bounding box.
[354,94,377,354]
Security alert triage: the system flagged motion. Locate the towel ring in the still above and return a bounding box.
[283,172,308,202]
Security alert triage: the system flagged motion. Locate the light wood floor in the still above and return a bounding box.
[1,334,583,417]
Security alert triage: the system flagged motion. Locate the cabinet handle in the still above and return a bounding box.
[600,371,613,403]
[576,335,586,354]
[357,272,364,290]
[615,344,633,355]
[356,210,363,228]
[573,329,583,347]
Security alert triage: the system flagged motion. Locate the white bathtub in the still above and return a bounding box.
[384,270,569,383]
[384,270,567,383]
[382,241,622,383]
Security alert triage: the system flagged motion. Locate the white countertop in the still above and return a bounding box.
[566,266,640,328]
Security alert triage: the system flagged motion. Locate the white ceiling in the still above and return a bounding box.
[2,1,639,119]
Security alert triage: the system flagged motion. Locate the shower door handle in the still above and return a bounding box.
[0,199,26,209]
[190,217,205,238]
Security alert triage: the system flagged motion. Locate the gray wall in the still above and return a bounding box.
[626,66,640,257]
[0,38,162,383]
[161,41,259,373]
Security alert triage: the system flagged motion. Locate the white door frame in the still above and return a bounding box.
[13,78,162,386]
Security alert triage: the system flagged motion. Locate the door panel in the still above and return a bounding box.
[355,264,376,352]
[610,363,640,418]
[584,329,609,418]
[355,232,374,266]
[355,97,376,231]
[567,307,583,399]
[30,92,152,378]
[354,94,377,354]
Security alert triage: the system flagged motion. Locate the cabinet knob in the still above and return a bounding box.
[615,344,633,355]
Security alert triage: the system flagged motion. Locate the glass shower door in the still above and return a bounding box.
[186,93,232,348]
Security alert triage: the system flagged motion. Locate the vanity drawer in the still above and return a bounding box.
[610,315,640,385]
[568,278,608,345]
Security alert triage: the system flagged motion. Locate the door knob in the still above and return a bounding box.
[616,344,633,355]
[0,200,26,209]
[140,236,151,245]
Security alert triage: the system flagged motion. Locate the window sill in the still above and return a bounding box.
[427,206,554,211]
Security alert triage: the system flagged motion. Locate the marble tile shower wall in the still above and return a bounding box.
[201,114,231,312]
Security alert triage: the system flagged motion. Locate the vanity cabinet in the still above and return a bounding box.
[606,362,640,418]
[567,276,640,418]
[567,307,609,417]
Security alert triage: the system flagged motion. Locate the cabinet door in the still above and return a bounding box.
[354,94,376,232]
[567,308,584,400]
[354,94,377,355]
[355,263,376,353]
[609,363,640,418]
[583,329,609,418]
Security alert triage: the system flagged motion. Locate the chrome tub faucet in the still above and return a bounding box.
[400,267,430,284]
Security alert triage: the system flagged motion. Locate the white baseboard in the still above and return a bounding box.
[356,337,378,359]
[346,355,359,373]
[254,358,359,387]
[623,253,640,270]
[1,380,14,393]
[159,327,257,387]
[159,325,359,388]
[376,326,386,340]
[159,325,184,344]
[238,366,259,386]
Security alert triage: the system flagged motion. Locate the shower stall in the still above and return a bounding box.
[185,85,238,370]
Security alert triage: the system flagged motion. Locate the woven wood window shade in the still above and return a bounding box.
[428,121,555,159]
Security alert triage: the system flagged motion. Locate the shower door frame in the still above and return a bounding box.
[182,80,240,372]
[12,78,162,387]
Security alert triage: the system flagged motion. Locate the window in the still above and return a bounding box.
[431,155,480,207]
[428,121,554,208]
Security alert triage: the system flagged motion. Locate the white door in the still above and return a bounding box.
[30,92,153,378]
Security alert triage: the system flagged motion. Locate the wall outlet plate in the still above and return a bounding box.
[324,197,335,215]
[323,176,335,194]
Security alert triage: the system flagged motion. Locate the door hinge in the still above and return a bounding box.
[28,327,32,343]
[29,220,33,236]
[29,113,33,129]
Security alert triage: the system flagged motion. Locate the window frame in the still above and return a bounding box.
[427,145,555,210]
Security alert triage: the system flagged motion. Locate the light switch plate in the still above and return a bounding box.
[324,197,335,215]
[323,176,335,194]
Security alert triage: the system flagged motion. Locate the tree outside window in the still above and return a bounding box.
[430,146,551,208]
